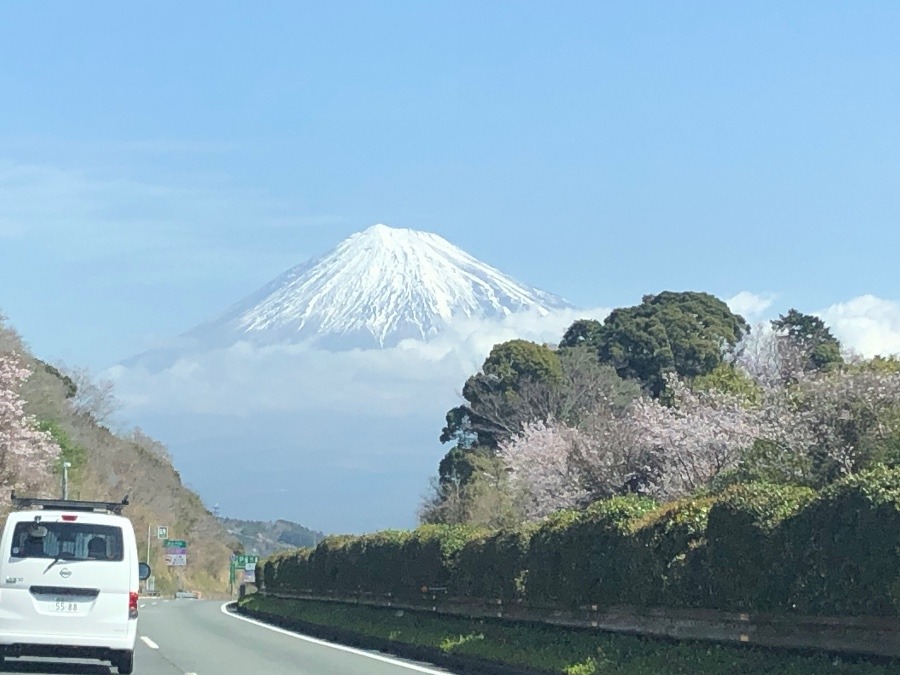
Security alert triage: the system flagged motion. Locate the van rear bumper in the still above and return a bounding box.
[0,643,129,661]
[0,630,136,657]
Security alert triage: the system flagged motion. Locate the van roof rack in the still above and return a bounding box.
[10,492,129,515]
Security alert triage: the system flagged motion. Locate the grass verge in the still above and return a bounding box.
[238,595,896,674]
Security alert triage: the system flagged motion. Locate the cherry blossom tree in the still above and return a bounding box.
[567,394,653,498]
[0,353,59,502]
[497,390,647,520]
[629,375,764,499]
[764,367,900,484]
[497,419,589,520]
[627,364,900,497]
[730,323,808,389]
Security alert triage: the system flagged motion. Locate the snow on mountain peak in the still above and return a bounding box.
[189,223,573,349]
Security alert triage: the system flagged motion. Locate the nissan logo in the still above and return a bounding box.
[59,568,72,579]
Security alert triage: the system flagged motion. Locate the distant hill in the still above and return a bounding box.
[219,517,324,557]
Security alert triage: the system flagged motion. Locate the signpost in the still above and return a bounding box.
[144,524,171,593]
[164,539,187,566]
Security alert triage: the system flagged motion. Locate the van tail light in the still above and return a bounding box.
[128,592,139,619]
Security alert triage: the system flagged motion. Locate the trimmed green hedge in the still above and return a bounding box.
[524,495,657,606]
[706,483,817,611]
[454,524,536,600]
[259,467,900,617]
[781,465,900,616]
[625,497,716,607]
[398,525,480,594]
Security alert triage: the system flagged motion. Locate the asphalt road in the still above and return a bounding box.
[0,599,456,675]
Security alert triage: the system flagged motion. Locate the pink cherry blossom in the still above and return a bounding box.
[0,353,59,502]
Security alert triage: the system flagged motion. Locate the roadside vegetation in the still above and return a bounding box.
[240,596,895,675]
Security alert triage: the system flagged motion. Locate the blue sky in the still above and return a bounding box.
[3,2,899,368]
[2,3,900,529]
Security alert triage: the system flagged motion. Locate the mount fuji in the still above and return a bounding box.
[146,223,574,357]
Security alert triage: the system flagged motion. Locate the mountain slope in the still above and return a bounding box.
[1,320,238,597]
[187,224,573,350]
[219,517,325,558]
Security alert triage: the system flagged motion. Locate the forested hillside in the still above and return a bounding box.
[0,317,238,596]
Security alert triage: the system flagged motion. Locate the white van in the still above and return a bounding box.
[0,494,151,674]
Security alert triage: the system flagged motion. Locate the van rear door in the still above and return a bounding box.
[3,515,131,640]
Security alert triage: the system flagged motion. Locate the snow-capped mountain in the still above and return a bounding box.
[187,224,573,350]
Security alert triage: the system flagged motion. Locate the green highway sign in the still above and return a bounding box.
[163,539,187,549]
[232,554,259,567]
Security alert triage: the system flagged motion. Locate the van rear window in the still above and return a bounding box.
[10,522,124,561]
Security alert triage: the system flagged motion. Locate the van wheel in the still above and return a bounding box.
[116,650,134,674]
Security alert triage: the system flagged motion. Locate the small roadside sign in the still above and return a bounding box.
[157,526,168,539]
[164,539,187,567]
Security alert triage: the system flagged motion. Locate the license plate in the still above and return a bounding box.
[51,599,79,613]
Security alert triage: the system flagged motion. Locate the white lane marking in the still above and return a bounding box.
[140,636,160,650]
[220,603,449,674]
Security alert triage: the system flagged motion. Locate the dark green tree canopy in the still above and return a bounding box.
[441,340,563,452]
[437,445,491,487]
[561,291,750,396]
[480,339,563,388]
[439,406,477,448]
[771,309,843,372]
[559,319,603,348]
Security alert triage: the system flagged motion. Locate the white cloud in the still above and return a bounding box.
[107,307,610,418]
[725,292,900,358]
[727,291,777,320]
[818,295,900,358]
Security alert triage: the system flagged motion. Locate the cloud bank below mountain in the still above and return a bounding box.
[109,306,610,417]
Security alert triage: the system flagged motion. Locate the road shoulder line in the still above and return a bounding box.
[140,635,160,649]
